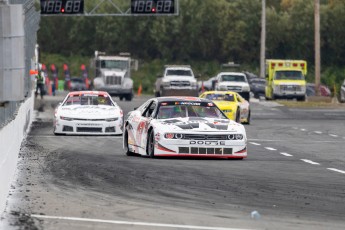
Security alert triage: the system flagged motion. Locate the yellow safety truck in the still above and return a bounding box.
[265,59,307,101]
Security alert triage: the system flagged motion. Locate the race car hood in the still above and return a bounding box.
[213,101,237,110]
[162,76,197,83]
[152,117,243,133]
[59,105,122,119]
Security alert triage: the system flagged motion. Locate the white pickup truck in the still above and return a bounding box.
[154,65,198,97]
[215,72,251,101]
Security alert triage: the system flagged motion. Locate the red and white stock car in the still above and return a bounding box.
[123,97,247,159]
[54,91,123,135]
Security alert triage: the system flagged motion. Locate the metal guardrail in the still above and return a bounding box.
[0,0,39,129]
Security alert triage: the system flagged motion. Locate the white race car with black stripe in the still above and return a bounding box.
[123,97,247,159]
[54,91,123,135]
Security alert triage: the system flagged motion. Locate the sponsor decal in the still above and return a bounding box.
[178,102,201,106]
[190,140,226,145]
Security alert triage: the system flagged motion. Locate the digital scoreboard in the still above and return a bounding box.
[40,0,84,15]
[131,0,175,15]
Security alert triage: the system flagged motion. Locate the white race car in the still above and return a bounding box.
[54,91,123,135]
[123,97,247,159]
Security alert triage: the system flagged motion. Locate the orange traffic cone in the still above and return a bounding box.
[137,83,142,96]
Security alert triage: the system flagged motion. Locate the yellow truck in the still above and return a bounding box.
[265,59,307,101]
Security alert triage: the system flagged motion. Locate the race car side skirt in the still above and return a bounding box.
[154,154,245,159]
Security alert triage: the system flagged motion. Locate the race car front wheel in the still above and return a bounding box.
[235,108,241,123]
[147,130,155,158]
[124,127,135,156]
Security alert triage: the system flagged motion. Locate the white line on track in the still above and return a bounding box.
[265,147,277,151]
[314,131,322,134]
[249,142,261,146]
[280,152,293,157]
[329,134,338,138]
[327,168,345,174]
[300,128,307,131]
[301,159,320,165]
[30,215,254,230]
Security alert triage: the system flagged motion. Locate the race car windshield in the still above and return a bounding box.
[156,102,227,119]
[221,75,246,82]
[64,95,113,106]
[274,70,304,80]
[166,69,193,76]
[205,94,235,102]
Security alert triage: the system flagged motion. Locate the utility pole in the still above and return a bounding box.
[314,0,321,96]
[260,0,266,78]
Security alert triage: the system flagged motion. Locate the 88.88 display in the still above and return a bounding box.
[40,0,84,15]
[131,0,175,14]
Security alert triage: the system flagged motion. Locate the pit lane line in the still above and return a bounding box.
[30,215,255,230]
[249,142,345,175]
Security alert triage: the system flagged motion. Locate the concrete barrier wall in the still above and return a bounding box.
[0,93,34,213]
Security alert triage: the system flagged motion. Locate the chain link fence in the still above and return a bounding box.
[0,0,39,128]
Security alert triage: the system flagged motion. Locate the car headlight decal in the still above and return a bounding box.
[165,133,174,139]
[60,116,73,121]
[164,133,184,139]
[106,117,119,122]
[227,134,243,140]
[175,133,184,139]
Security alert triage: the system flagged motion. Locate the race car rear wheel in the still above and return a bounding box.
[147,130,155,158]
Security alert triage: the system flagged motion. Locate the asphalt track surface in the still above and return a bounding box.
[1,93,345,230]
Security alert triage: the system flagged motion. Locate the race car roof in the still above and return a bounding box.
[156,96,211,103]
[68,91,109,97]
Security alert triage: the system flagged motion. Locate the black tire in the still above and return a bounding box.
[147,130,155,158]
[119,96,124,101]
[243,110,251,125]
[297,96,306,101]
[155,91,160,97]
[235,108,241,123]
[125,93,133,101]
[124,127,134,156]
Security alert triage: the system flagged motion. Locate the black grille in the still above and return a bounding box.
[183,134,228,140]
[170,81,190,87]
[74,118,106,121]
[227,86,242,91]
[105,127,115,132]
[77,127,102,133]
[62,126,73,132]
[179,147,232,155]
[106,76,122,85]
[280,85,301,92]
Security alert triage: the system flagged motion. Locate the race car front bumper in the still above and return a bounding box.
[154,137,247,159]
[54,117,123,135]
